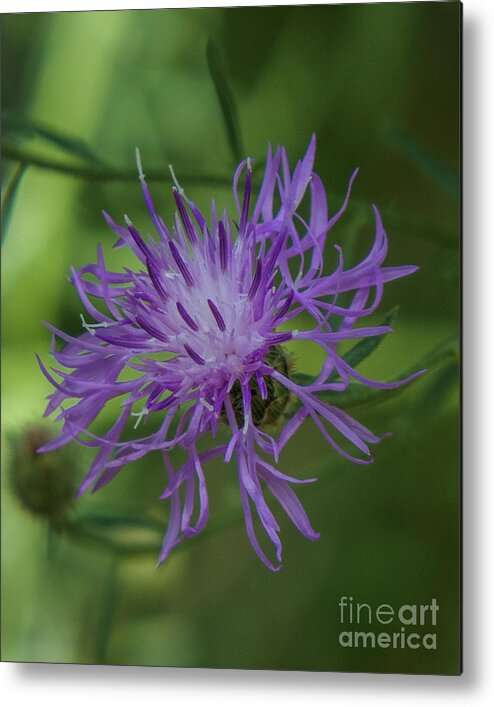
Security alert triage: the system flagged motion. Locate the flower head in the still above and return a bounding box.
[38,136,420,570]
[9,426,76,524]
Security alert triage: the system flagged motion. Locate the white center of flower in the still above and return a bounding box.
[156,267,269,383]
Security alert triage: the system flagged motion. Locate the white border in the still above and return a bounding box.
[2,0,494,704]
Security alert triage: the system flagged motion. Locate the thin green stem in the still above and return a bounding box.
[2,142,233,187]
[2,141,455,249]
[1,161,28,243]
[93,558,119,664]
[62,508,240,559]
[206,39,245,164]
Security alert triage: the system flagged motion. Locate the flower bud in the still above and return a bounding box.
[9,426,76,524]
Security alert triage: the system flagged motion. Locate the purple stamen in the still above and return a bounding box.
[149,394,178,413]
[146,258,168,301]
[273,290,294,323]
[264,226,288,282]
[207,299,226,332]
[169,241,194,286]
[256,372,268,400]
[265,331,293,345]
[218,221,228,270]
[135,315,168,342]
[239,162,252,235]
[125,218,152,259]
[248,261,263,300]
[173,188,197,244]
[176,302,199,331]
[184,344,205,365]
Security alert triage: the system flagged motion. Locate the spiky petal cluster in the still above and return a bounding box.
[38,136,419,570]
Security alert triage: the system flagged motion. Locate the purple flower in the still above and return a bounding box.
[38,136,420,570]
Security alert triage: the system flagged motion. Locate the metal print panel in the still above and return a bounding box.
[1,1,461,675]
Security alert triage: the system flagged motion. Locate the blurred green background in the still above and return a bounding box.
[1,2,460,674]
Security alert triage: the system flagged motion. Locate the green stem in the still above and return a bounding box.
[2,142,455,249]
[62,508,240,558]
[206,40,245,164]
[63,517,162,557]
[1,161,28,243]
[2,142,233,187]
[93,558,119,664]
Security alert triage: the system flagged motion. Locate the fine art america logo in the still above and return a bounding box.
[338,596,439,650]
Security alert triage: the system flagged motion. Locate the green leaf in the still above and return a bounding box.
[331,307,399,379]
[1,161,28,244]
[412,358,458,420]
[316,334,459,410]
[206,39,245,164]
[327,190,456,251]
[292,307,399,388]
[2,110,106,166]
[388,125,459,202]
[292,328,457,411]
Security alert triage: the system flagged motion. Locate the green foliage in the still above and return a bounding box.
[293,307,398,389]
[206,40,245,164]
[2,139,233,186]
[388,125,459,202]
[330,307,399,379]
[65,512,165,556]
[293,308,458,411]
[2,110,107,166]
[317,334,458,409]
[63,506,241,558]
[1,161,28,243]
